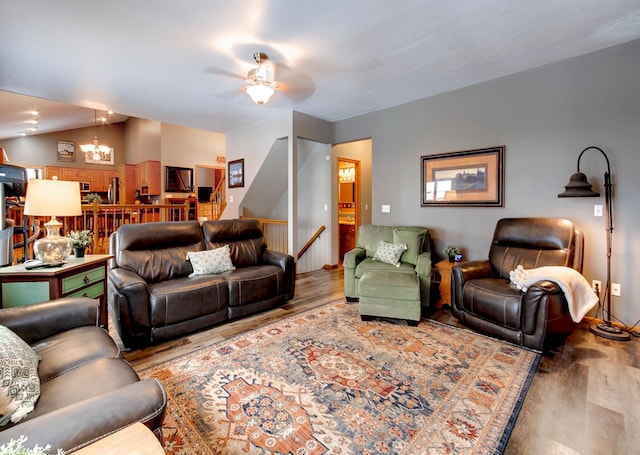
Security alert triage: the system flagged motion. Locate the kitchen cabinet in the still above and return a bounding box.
[118,164,137,203]
[62,167,91,181]
[136,160,161,196]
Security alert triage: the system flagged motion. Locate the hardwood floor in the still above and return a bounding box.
[121,267,639,454]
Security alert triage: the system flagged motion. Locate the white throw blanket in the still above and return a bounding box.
[509,265,598,323]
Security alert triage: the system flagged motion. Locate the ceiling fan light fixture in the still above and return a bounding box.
[246,81,276,105]
[245,51,277,105]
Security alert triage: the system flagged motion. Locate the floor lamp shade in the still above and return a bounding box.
[23,179,82,263]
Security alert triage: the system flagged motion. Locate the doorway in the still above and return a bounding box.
[338,159,360,258]
[195,164,226,220]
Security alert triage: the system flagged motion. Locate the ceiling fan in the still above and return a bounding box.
[245,52,278,105]
[206,47,314,105]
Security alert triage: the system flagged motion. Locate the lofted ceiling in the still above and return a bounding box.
[1,0,639,140]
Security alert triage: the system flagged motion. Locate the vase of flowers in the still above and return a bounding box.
[443,244,461,262]
[66,230,93,258]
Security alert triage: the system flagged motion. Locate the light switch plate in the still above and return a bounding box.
[381,204,391,213]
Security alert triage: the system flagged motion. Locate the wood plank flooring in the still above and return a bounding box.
[120,267,640,454]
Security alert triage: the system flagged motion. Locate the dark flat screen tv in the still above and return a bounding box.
[0,164,28,197]
[165,166,193,193]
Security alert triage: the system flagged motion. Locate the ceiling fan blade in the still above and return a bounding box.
[204,66,245,80]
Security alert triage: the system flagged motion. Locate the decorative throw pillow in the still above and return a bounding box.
[187,245,235,277]
[0,325,40,425]
[373,240,407,267]
[393,228,426,265]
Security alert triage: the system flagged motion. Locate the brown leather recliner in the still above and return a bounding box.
[0,297,166,452]
[451,218,584,351]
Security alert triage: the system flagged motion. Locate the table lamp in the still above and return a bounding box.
[23,179,82,263]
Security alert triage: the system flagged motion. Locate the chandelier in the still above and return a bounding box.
[80,110,112,160]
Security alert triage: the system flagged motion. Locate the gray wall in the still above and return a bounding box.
[333,39,640,327]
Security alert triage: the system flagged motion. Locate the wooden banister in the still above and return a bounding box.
[297,225,326,260]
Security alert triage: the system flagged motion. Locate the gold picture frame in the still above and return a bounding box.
[421,146,504,207]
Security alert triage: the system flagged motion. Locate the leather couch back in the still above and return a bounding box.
[202,219,266,267]
[489,218,583,279]
[114,221,204,282]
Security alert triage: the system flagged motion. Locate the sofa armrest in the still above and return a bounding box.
[343,247,365,269]
[415,252,432,277]
[0,297,99,345]
[263,250,296,300]
[0,379,166,454]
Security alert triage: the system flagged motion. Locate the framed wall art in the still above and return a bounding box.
[421,146,504,207]
[57,141,75,162]
[228,158,245,188]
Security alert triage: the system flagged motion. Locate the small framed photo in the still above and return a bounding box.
[228,159,245,188]
[57,141,75,162]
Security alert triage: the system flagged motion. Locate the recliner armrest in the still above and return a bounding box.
[453,260,492,282]
[343,247,365,269]
[0,297,99,345]
[0,379,166,454]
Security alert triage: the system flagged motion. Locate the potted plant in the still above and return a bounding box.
[0,436,63,455]
[443,244,461,262]
[66,229,93,258]
[84,193,102,204]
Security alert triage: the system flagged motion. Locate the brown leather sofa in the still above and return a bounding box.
[108,219,296,349]
[0,297,166,453]
[451,218,584,351]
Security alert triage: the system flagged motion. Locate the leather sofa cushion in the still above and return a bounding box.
[202,219,265,267]
[116,221,204,283]
[149,275,229,326]
[22,357,140,422]
[462,278,524,331]
[33,326,121,383]
[226,265,284,308]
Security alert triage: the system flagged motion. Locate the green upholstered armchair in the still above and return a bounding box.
[343,224,432,309]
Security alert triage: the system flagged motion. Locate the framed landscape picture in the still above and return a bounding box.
[421,146,504,207]
[57,140,75,162]
[228,158,244,188]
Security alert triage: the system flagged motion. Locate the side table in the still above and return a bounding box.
[0,254,112,328]
[74,422,164,455]
[434,259,460,309]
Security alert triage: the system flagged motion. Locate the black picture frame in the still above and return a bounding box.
[421,146,504,207]
[228,159,244,188]
[165,165,194,193]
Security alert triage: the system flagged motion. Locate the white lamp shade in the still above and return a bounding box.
[24,179,82,217]
[246,83,275,105]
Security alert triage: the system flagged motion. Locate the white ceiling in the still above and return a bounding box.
[1,0,639,140]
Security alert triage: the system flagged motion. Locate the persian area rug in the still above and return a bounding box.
[139,301,540,454]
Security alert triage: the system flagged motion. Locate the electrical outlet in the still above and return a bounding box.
[381,204,391,213]
[594,204,603,217]
[592,280,601,294]
[611,283,621,297]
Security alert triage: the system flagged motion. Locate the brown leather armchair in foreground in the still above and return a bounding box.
[451,218,584,351]
[0,298,166,453]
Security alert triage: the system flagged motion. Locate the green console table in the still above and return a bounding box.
[0,254,112,328]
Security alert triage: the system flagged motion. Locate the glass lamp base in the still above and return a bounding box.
[33,218,72,263]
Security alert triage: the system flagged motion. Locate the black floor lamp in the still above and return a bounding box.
[558,146,630,341]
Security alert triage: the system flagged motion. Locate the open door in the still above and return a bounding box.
[338,159,360,258]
